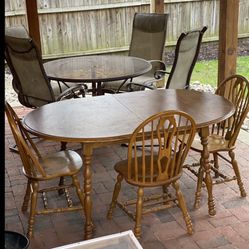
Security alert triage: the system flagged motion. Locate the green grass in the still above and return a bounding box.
[191,56,249,87]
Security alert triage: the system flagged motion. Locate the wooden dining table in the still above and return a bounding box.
[44,55,152,96]
[22,89,235,239]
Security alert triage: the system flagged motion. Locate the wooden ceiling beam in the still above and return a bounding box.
[218,0,239,85]
[25,0,41,53]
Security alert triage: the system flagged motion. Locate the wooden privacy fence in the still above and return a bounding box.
[5,0,249,59]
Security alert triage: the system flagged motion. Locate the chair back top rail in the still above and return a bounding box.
[127,110,196,186]
[212,74,249,147]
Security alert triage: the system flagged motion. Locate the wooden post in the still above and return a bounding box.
[150,0,164,13]
[25,0,42,53]
[218,0,239,85]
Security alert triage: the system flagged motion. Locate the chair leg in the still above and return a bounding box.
[72,175,85,208]
[58,142,68,195]
[162,185,168,194]
[213,153,219,178]
[27,181,39,239]
[229,150,246,197]
[60,142,67,151]
[80,87,86,97]
[173,181,193,235]
[134,187,144,239]
[194,158,204,209]
[58,176,65,196]
[107,174,123,219]
[9,143,19,153]
[162,184,169,204]
[22,180,31,212]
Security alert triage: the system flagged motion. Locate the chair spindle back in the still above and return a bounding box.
[127,111,196,186]
[212,75,249,147]
[5,102,46,178]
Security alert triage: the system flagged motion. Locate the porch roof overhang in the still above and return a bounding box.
[25,0,239,85]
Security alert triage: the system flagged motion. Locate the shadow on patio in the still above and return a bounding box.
[5,106,249,249]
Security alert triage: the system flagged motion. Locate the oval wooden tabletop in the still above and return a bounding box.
[22,89,235,143]
[44,55,152,82]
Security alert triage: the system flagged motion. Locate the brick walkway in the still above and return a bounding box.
[5,106,249,249]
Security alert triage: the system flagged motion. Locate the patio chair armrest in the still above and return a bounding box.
[154,69,170,80]
[56,84,87,101]
[147,60,166,71]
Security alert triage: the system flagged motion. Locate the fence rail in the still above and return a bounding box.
[5,0,249,59]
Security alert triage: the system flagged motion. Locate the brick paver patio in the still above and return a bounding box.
[5,106,249,249]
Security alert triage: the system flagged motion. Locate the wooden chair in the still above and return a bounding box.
[107,110,196,238]
[155,26,207,89]
[102,12,168,93]
[185,75,249,204]
[5,101,85,239]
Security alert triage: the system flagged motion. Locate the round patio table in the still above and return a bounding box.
[44,55,152,96]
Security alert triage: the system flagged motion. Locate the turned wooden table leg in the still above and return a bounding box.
[83,143,94,239]
[92,82,97,96]
[198,127,216,216]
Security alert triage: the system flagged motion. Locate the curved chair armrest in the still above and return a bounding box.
[56,84,87,101]
[154,69,170,79]
[147,60,166,74]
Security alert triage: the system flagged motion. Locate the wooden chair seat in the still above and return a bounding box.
[114,155,179,187]
[188,134,230,152]
[30,150,83,180]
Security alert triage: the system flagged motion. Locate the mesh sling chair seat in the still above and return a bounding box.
[184,75,249,208]
[5,101,85,239]
[5,25,86,109]
[107,110,196,238]
[101,12,169,93]
[155,26,207,90]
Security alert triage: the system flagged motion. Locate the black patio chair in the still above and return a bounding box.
[155,26,208,89]
[5,25,86,152]
[5,25,87,108]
